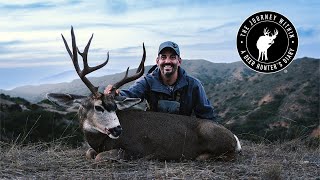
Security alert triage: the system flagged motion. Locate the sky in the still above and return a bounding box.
[0,0,319,90]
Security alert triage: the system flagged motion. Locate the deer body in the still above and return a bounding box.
[84,110,238,160]
[47,27,241,162]
[256,28,278,61]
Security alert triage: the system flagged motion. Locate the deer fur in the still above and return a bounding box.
[48,27,241,162]
[47,93,242,161]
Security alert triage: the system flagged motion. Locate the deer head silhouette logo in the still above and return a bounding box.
[256,28,278,61]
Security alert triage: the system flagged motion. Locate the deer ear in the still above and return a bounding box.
[114,96,141,110]
[46,93,87,111]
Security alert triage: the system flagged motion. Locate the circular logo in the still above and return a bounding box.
[237,11,298,73]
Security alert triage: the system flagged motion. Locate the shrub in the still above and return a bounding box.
[1,110,82,147]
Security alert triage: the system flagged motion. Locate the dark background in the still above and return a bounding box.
[247,22,288,63]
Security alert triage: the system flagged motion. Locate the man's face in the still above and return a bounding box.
[156,48,181,78]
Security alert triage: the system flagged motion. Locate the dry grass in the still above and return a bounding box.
[0,140,319,179]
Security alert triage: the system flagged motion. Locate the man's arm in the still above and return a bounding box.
[118,76,149,99]
[193,80,216,121]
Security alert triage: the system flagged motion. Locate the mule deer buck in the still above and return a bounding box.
[256,28,278,61]
[47,27,241,161]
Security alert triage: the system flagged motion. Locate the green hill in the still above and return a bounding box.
[1,57,319,143]
[181,58,319,141]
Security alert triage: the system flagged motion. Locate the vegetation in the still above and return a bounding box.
[0,57,319,178]
[192,58,319,144]
[1,58,319,145]
[0,94,82,147]
[1,139,318,179]
[1,93,30,105]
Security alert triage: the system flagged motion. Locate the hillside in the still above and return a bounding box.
[1,57,319,142]
[0,58,319,179]
[0,94,82,145]
[184,58,319,141]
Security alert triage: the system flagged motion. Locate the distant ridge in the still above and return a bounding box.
[1,57,319,141]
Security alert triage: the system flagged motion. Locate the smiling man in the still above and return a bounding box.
[104,41,215,120]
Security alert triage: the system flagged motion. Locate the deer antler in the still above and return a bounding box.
[111,43,146,95]
[263,28,270,36]
[273,29,278,37]
[61,26,109,98]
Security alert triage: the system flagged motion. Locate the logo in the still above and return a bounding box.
[237,11,298,73]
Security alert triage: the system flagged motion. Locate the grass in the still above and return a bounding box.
[0,140,319,179]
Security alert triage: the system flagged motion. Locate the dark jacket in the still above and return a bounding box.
[120,66,215,120]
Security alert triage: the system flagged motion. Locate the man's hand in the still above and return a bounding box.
[104,84,120,95]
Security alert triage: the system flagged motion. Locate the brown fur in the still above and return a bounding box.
[83,110,238,161]
[56,28,239,161]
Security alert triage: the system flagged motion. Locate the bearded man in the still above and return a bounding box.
[104,41,215,120]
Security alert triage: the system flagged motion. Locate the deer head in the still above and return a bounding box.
[263,28,278,45]
[47,27,146,139]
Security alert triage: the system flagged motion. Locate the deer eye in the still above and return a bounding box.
[94,106,105,112]
[105,103,117,112]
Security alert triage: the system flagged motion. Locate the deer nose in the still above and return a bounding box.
[110,126,122,137]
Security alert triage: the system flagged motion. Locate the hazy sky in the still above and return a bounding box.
[0,0,319,90]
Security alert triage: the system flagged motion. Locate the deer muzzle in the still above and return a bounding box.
[109,125,123,138]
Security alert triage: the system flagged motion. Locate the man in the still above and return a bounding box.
[104,41,215,120]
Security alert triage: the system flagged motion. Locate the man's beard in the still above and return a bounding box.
[161,63,178,78]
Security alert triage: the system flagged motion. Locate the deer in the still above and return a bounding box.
[256,28,278,61]
[47,27,242,162]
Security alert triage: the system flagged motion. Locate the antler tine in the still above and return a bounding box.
[264,28,270,36]
[62,26,109,98]
[136,43,146,73]
[77,33,110,75]
[274,29,278,36]
[112,43,146,94]
[77,33,93,71]
[61,34,72,60]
